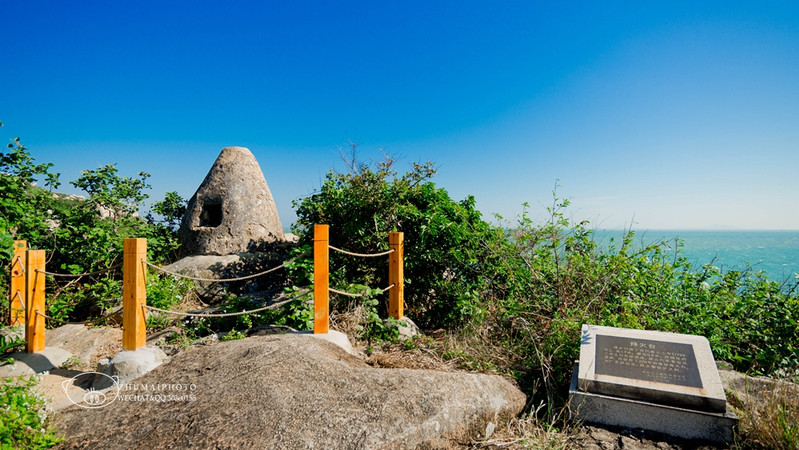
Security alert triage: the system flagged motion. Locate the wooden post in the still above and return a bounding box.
[9,240,26,326]
[313,224,329,334]
[388,231,404,319]
[122,238,147,350]
[25,249,45,353]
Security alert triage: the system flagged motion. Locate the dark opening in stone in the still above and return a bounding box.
[199,202,223,228]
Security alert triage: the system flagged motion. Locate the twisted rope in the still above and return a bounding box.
[12,256,25,274]
[328,246,395,258]
[329,284,396,298]
[142,289,312,318]
[328,287,364,298]
[34,308,120,326]
[143,248,311,283]
[36,263,123,278]
[11,290,26,314]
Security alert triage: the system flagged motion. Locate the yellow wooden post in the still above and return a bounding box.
[25,249,46,353]
[388,231,404,319]
[122,238,147,350]
[9,240,26,326]
[313,224,329,334]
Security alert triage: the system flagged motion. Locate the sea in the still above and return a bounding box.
[591,230,799,285]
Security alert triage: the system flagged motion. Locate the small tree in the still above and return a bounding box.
[0,129,61,258]
[70,164,150,217]
[292,152,506,329]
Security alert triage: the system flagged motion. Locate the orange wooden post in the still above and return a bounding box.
[9,240,26,326]
[122,238,147,350]
[25,249,46,353]
[313,224,329,334]
[388,231,404,319]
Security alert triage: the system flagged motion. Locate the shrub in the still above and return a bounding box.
[0,124,186,323]
[486,192,799,407]
[291,158,799,421]
[291,152,507,330]
[0,376,62,449]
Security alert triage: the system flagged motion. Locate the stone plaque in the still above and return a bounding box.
[595,335,702,389]
[577,325,727,412]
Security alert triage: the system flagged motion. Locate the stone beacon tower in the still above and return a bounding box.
[178,146,284,256]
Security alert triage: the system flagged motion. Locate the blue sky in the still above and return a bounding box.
[2,1,798,230]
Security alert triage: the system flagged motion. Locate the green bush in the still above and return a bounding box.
[0,376,62,449]
[0,334,25,355]
[488,193,799,404]
[145,275,196,330]
[179,287,316,340]
[0,124,185,323]
[290,155,799,405]
[291,153,507,330]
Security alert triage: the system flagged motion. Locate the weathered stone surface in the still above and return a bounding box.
[395,316,421,342]
[569,377,738,444]
[45,324,122,367]
[54,334,526,449]
[0,347,73,377]
[718,368,799,406]
[0,325,23,342]
[163,252,287,301]
[299,330,358,356]
[93,347,168,389]
[574,424,724,449]
[571,325,738,444]
[577,325,727,412]
[179,146,284,256]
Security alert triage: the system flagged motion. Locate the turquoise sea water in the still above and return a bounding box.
[593,230,799,284]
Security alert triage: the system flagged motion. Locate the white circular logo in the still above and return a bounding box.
[61,372,120,409]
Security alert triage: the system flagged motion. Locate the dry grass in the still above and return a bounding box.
[469,403,577,449]
[729,377,799,449]
[329,302,368,338]
[340,309,792,449]
[348,321,583,448]
[365,347,460,370]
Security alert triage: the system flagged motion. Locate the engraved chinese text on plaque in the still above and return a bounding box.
[595,334,703,389]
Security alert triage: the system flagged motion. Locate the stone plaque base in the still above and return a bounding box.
[569,365,738,444]
[579,324,727,412]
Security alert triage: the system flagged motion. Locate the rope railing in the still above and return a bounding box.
[11,290,25,314]
[328,245,395,258]
[12,256,25,274]
[143,248,311,283]
[34,307,121,326]
[142,289,313,318]
[329,284,396,298]
[313,225,405,333]
[326,242,398,297]
[10,225,406,353]
[35,263,123,278]
[9,242,27,327]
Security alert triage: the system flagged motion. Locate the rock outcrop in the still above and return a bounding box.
[178,147,284,256]
[162,252,287,302]
[54,334,526,449]
[45,324,122,367]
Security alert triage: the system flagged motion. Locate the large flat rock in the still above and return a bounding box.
[54,334,525,449]
[46,324,122,367]
[0,347,73,377]
[163,252,286,301]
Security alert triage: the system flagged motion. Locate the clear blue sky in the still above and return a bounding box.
[2,1,798,230]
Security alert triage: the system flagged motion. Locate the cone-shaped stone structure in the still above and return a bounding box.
[178,147,284,255]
